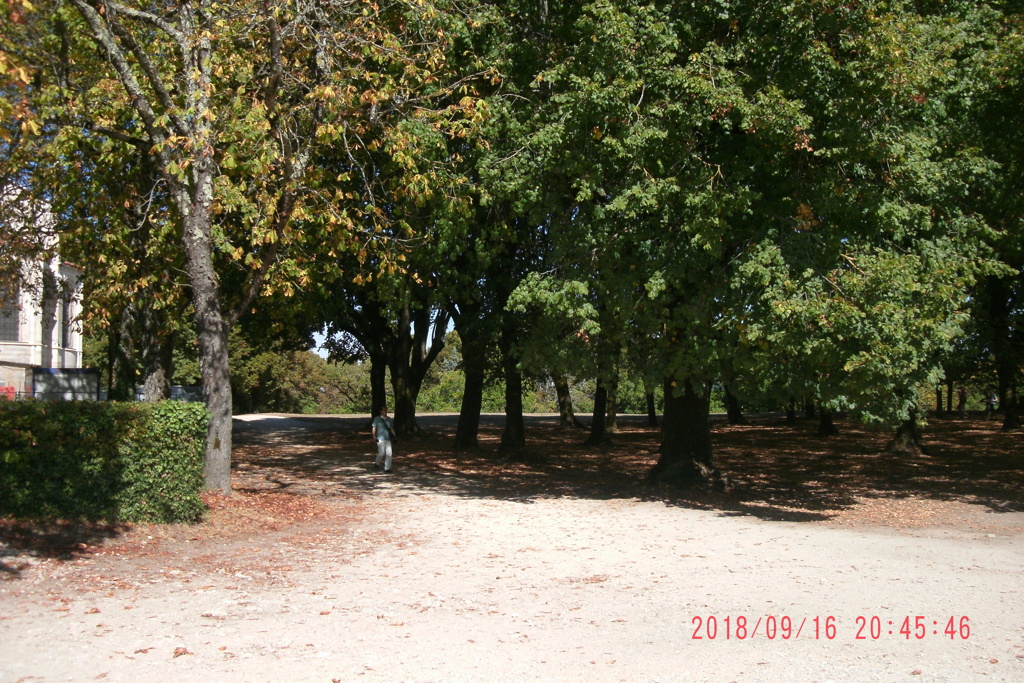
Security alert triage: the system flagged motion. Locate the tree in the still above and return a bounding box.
[497,0,782,483]
[434,2,577,452]
[52,136,187,401]
[19,0,331,489]
[17,0,480,490]
[959,5,1024,430]
[315,270,454,435]
[0,4,54,301]
[739,0,1009,450]
[445,206,506,449]
[498,0,1002,482]
[296,2,495,437]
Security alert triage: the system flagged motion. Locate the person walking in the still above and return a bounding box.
[985,389,998,421]
[372,406,397,473]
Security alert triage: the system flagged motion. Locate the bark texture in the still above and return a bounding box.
[387,303,449,436]
[454,333,486,449]
[646,392,658,428]
[584,380,609,446]
[724,385,748,425]
[554,373,583,428]
[648,378,726,490]
[817,409,839,437]
[498,321,526,454]
[140,306,174,402]
[180,203,233,493]
[885,413,928,456]
[604,379,618,434]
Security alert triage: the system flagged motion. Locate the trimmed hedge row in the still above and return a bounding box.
[0,401,209,523]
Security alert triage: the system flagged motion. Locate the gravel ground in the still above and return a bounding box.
[2,414,1022,682]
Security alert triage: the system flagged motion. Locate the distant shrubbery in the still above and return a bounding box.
[228,345,374,415]
[0,401,208,523]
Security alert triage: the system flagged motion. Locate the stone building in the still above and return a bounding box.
[0,210,85,398]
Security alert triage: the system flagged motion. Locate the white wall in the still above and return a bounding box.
[0,258,83,395]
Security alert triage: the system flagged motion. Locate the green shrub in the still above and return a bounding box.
[0,401,208,523]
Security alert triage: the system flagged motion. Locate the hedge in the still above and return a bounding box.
[0,400,209,523]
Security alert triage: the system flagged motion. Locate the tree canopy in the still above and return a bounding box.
[4,0,1021,489]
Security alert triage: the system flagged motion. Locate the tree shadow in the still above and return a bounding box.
[0,519,126,580]
[231,413,1024,525]
[4,412,1014,582]
[716,416,1023,515]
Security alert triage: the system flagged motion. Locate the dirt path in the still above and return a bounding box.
[2,414,1023,682]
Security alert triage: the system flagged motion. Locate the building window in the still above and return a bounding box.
[60,297,72,349]
[0,289,19,342]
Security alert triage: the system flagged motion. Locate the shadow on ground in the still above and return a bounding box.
[0,520,126,578]
[231,412,1024,524]
[4,413,1019,576]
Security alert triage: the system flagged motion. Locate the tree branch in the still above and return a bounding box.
[103,5,189,137]
[103,0,186,45]
[68,0,163,144]
[263,13,283,124]
[80,121,150,149]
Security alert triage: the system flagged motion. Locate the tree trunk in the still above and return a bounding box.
[804,399,816,418]
[997,362,1021,430]
[141,307,174,402]
[68,0,309,493]
[983,275,1022,430]
[817,409,839,437]
[386,300,450,436]
[585,379,609,445]
[554,372,582,428]
[499,321,526,454]
[649,377,725,490]
[786,398,797,425]
[141,340,174,402]
[724,385,748,425]
[454,334,486,449]
[127,152,175,404]
[646,391,658,428]
[105,323,119,399]
[934,386,943,417]
[390,364,421,436]
[885,412,927,456]
[369,353,387,419]
[107,310,135,401]
[180,205,233,494]
[388,303,419,436]
[500,368,526,453]
[604,373,618,434]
